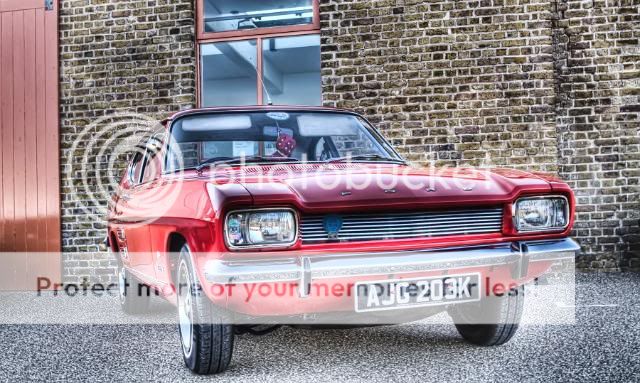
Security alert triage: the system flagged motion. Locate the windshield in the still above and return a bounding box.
[165,111,403,171]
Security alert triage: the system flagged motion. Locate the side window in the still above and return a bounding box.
[332,129,377,157]
[128,152,145,186]
[141,135,164,184]
[141,151,160,184]
[314,137,337,161]
[315,137,329,161]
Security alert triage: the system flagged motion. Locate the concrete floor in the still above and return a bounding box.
[0,273,638,382]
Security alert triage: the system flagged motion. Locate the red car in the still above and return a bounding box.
[107,106,579,374]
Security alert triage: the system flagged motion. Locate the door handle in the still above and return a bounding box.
[120,194,132,202]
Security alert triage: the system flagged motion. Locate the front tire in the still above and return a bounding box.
[449,284,524,346]
[177,245,234,375]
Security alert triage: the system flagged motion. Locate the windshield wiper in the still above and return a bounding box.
[195,156,299,172]
[326,154,406,165]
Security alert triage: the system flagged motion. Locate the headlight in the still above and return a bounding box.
[225,209,297,249]
[514,196,569,232]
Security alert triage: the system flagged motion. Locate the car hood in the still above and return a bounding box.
[202,163,559,213]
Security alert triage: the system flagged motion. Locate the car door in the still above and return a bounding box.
[117,139,156,280]
[134,133,169,283]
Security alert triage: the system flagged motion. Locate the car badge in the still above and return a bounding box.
[461,184,475,191]
[323,215,343,239]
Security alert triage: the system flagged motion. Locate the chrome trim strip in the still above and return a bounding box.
[301,219,503,230]
[300,228,503,241]
[204,238,580,286]
[521,238,580,261]
[301,224,503,234]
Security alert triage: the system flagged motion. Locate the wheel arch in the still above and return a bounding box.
[167,232,187,286]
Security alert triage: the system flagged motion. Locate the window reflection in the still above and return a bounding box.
[262,35,321,106]
[200,40,258,107]
[204,0,314,33]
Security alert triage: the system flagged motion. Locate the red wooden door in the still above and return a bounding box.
[0,0,60,289]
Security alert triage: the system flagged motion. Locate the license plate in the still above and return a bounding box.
[354,273,481,312]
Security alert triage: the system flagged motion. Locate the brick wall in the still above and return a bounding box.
[320,0,639,270]
[321,0,560,171]
[58,0,638,282]
[554,0,640,270]
[59,0,196,283]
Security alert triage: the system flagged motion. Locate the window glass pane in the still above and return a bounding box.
[141,152,160,184]
[201,40,258,107]
[129,153,145,184]
[204,0,314,33]
[141,135,164,183]
[166,112,401,171]
[262,35,321,106]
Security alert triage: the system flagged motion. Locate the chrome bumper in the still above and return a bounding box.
[204,239,579,292]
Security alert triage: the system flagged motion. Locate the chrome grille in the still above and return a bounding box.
[300,207,503,243]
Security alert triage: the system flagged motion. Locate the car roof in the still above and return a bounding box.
[164,105,357,125]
